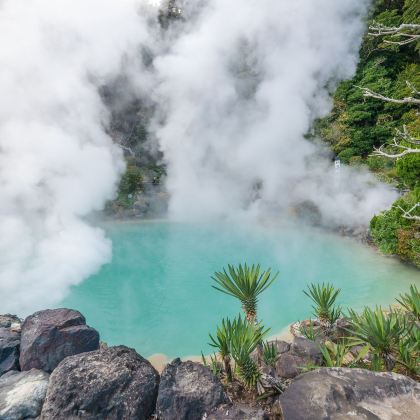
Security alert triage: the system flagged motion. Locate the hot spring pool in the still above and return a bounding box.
[60,221,419,359]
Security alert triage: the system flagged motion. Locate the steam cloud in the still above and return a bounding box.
[0,0,396,313]
[153,0,397,225]
[0,0,153,313]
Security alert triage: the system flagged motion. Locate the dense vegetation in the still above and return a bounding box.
[316,0,419,267]
[204,264,419,400]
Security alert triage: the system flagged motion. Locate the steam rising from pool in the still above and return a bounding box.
[0,0,397,313]
[153,0,396,224]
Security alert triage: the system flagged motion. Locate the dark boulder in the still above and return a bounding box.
[19,308,99,372]
[156,358,228,420]
[0,328,20,376]
[275,353,307,379]
[277,368,420,420]
[40,345,159,420]
[0,369,49,420]
[290,336,322,364]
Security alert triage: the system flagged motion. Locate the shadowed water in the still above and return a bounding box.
[60,221,420,358]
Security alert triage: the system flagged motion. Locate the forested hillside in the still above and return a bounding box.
[316,0,419,267]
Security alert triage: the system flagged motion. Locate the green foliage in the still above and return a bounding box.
[262,341,278,368]
[115,164,143,208]
[303,283,342,326]
[396,284,420,321]
[397,325,420,375]
[209,318,233,381]
[315,0,419,199]
[228,315,269,388]
[396,154,420,188]
[338,148,357,164]
[209,318,232,359]
[347,306,407,370]
[319,341,348,367]
[370,188,420,267]
[212,264,278,323]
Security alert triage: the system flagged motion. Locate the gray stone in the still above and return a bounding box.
[278,368,420,420]
[271,339,290,354]
[0,329,20,376]
[290,336,322,364]
[20,308,99,372]
[157,358,228,420]
[275,353,307,379]
[0,369,49,420]
[40,346,159,420]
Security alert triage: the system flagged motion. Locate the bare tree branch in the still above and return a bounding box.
[368,22,420,45]
[395,203,420,221]
[356,81,420,105]
[371,126,420,158]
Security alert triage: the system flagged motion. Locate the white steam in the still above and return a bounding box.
[153,0,397,225]
[0,0,154,314]
[0,0,397,314]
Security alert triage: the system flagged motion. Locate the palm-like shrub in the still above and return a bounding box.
[212,264,278,324]
[348,307,407,371]
[396,284,420,322]
[209,318,233,382]
[229,315,269,388]
[303,283,341,328]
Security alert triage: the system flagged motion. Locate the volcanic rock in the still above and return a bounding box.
[19,308,99,372]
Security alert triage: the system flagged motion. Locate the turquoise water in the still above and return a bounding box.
[61,221,419,358]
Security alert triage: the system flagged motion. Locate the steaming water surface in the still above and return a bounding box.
[61,221,419,358]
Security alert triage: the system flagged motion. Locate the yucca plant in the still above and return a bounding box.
[319,340,369,368]
[319,341,348,367]
[209,318,233,382]
[347,307,407,371]
[396,284,420,322]
[229,315,269,388]
[303,283,341,329]
[212,264,278,324]
[262,341,278,367]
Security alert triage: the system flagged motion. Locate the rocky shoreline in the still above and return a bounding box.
[0,308,419,419]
